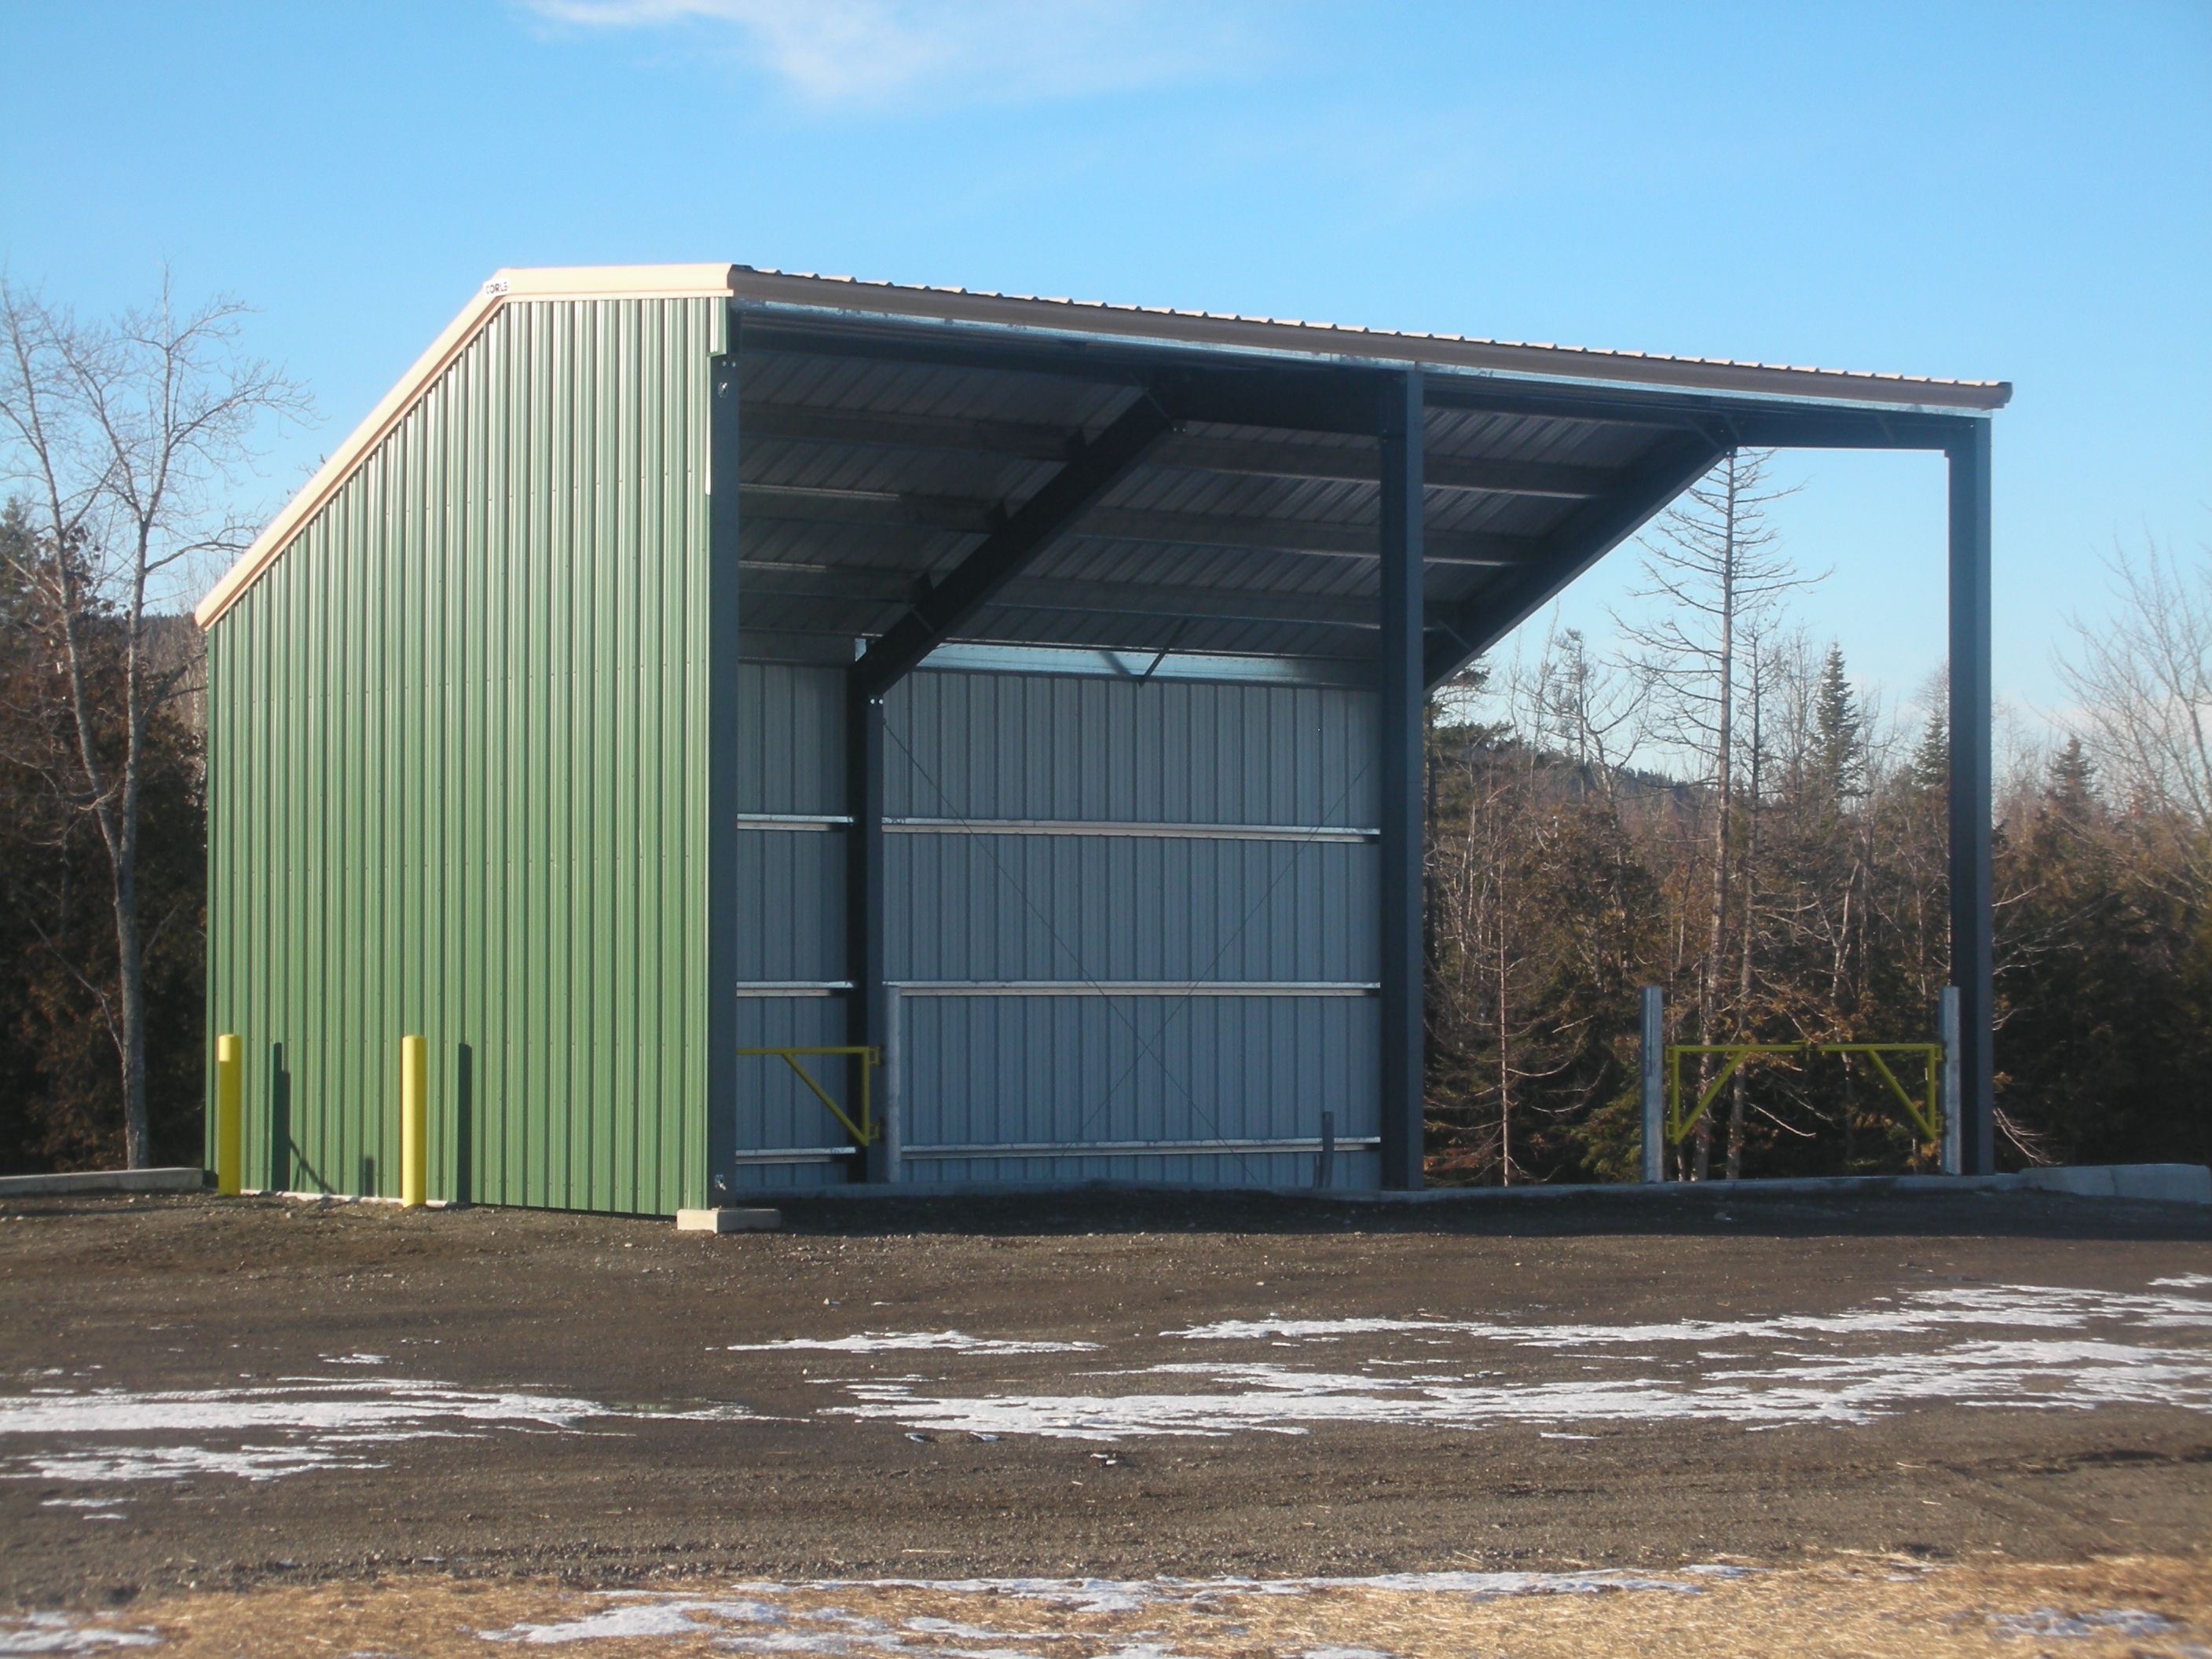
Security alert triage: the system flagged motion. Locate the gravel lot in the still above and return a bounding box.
[2,1185,2207,1650]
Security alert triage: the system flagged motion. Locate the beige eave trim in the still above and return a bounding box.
[194,265,738,628]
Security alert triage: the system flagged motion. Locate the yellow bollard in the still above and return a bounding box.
[214,1033,243,1196]
[400,1035,428,1208]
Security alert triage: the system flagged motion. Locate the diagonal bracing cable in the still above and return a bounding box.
[1064,755,1375,1177]
[888,712,1379,1186]
[884,720,1247,1165]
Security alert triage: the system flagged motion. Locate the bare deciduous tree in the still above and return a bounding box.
[0,276,308,1166]
[1618,449,1818,1176]
[2056,533,2212,888]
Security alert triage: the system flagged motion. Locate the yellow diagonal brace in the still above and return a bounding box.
[780,1052,868,1144]
[734,1046,881,1145]
[1818,1044,1943,1141]
[1664,1044,1805,1145]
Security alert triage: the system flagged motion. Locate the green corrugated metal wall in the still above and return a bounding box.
[204,295,724,1214]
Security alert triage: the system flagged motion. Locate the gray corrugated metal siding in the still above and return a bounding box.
[727,662,1381,1189]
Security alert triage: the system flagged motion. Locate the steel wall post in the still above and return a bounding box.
[1378,368,1426,1189]
[705,343,744,1206]
[1939,985,1963,1176]
[846,686,888,1181]
[1639,987,1664,1183]
[1946,421,1996,1174]
[870,983,903,1183]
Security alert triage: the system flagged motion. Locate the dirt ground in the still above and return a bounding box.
[2,1186,2207,1656]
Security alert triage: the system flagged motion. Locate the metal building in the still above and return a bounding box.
[196,264,2008,1212]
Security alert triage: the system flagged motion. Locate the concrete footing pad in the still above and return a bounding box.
[2019,1163,2212,1204]
[0,1167,207,1198]
[675,1207,782,1232]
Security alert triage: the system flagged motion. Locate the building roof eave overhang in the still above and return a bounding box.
[195,263,2009,630]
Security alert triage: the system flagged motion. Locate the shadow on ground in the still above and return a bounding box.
[767,1187,2212,1243]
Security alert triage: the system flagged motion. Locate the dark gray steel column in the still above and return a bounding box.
[1378,369,1426,1189]
[1946,419,1995,1174]
[704,343,743,1204]
[845,683,888,1181]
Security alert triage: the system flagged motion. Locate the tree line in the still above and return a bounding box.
[1422,454,2212,1183]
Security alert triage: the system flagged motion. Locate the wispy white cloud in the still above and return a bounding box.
[519,0,1274,111]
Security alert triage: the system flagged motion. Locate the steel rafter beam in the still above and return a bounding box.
[1419,430,1726,690]
[1725,409,1981,451]
[851,393,1178,697]
[1153,365,1401,436]
[1421,379,1981,445]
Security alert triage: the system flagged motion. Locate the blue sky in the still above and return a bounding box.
[5,1,2207,734]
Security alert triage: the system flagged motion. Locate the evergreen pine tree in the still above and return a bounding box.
[1909,710,1948,795]
[2049,736,2099,820]
[1814,646,1866,804]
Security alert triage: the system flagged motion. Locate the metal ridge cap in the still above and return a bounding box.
[727,266,2010,408]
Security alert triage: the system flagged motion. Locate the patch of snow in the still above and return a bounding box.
[725,1332,1101,1356]
[0,1612,163,1654]
[819,1570,1705,1606]
[480,1598,784,1643]
[472,1572,1712,1655]
[17,1444,389,1484]
[1165,1280,2212,1349]
[0,1379,756,1485]
[824,1319,2212,1441]
[1987,1606,2175,1639]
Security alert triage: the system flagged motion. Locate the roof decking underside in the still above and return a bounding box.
[734,327,1686,675]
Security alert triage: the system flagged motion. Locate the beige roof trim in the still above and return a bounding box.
[199,261,2008,629]
[194,265,738,628]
